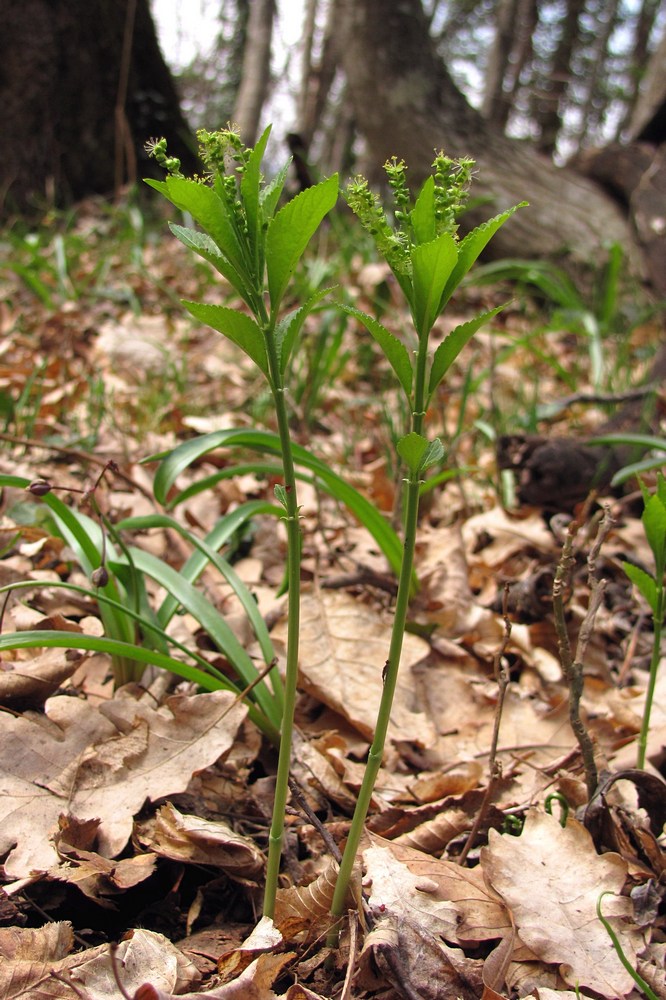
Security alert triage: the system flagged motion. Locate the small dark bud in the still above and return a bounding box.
[27,479,52,496]
[91,566,109,588]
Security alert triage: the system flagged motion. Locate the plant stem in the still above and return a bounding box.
[262,322,302,920]
[328,462,421,938]
[637,590,664,769]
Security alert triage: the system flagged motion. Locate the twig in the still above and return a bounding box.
[458,586,512,865]
[0,431,154,500]
[552,508,611,798]
[551,384,658,410]
[288,774,342,863]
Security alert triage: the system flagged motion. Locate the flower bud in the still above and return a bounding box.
[26,479,52,497]
[91,566,109,588]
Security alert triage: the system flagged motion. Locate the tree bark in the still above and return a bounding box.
[0,0,197,219]
[335,0,643,277]
[232,0,276,145]
[627,24,666,143]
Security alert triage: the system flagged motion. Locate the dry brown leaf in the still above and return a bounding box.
[50,816,156,902]
[0,925,199,1000]
[137,802,264,882]
[0,691,246,878]
[362,834,510,945]
[482,809,642,997]
[286,589,433,745]
[0,647,81,707]
[274,859,341,943]
[356,913,484,1000]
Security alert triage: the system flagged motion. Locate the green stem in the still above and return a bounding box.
[328,469,421,934]
[637,589,664,769]
[328,332,428,941]
[262,320,302,920]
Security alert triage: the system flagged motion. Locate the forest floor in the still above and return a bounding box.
[0,194,665,1000]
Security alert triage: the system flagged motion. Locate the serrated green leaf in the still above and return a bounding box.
[183,302,268,377]
[410,176,436,245]
[439,202,526,309]
[265,174,338,312]
[428,304,506,399]
[622,561,658,616]
[274,483,288,509]
[163,177,248,279]
[144,178,170,197]
[341,305,412,397]
[169,224,253,304]
[411,232,458,336]
[275,286,336,374]
[261,160,291,220]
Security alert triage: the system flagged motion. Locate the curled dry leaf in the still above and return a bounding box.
[0,646,82,708]
[273,859,341,943]
[137,802,264,883]
[0,690,246,878]
[50,815,156,903]
[286,589,433,745]
[482,809,642,997]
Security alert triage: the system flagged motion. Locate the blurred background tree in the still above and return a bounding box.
[2,0,664,286]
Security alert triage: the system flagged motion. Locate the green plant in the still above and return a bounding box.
[145,125,339,919]
[588,432,666,486]
[471,244,657,406]
[619,472,666,769]
[597,893,659,1000]
[0,470,285,743]
[326,155,524,937]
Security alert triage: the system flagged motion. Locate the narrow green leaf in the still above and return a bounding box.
[121,547,279,726]
[411,232,458,335]
[428,305,506,399]
[410,176,436,245]
[183,301,269,377]
[265,174,338,312]
[642,494,666,577]
[274,483,289,509]
[341,305,413,397]
[439,202,527,309]
[241,125,271,261]
[117,507,281,691]
[149,429,408,584]
[623,562,658,616]
[261,160,291,220]
[0,630,279,742]
[275,286,336,374]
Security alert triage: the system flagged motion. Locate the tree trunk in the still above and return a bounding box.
[0,0,197,219]
[627,24,666,143]
[532,0,586,155]
[232,0,275,145]
[335,0,644,278]
[481,0,521,128]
